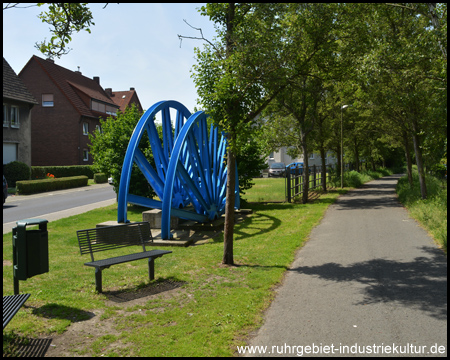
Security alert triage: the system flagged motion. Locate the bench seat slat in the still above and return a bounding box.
[84,250,172,268]
[3,294,31,329]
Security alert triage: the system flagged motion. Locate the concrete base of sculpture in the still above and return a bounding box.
[142,209,179,230]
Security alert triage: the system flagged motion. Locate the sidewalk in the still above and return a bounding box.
[245,174,447,357]
[3,183,115,234]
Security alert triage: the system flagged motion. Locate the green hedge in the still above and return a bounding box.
[94,173,108,184]
[31,166,95,179]
[16,176,89,195]
[3,161,31,187]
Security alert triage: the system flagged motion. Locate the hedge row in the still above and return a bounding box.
[94,173,108,184]
[31,166,96,179]
[16,176,89,195]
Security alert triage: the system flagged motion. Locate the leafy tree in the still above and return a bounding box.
[89,105,158,198]
[34,3,96,58]
[188,3,289,264]
[3,3,100,58]
[364,3,447,199]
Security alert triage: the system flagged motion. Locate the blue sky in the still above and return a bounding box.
[3,3,217,112]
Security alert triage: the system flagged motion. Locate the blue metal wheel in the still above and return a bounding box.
[117,100,239,239]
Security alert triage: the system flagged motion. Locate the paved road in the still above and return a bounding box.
[245,174,447,357]
[3,184,116,234]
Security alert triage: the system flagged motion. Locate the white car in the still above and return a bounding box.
[268,162,286,177]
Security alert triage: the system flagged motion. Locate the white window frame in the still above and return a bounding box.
[83,122,89,135]
[83,149,89,162]
[42,94,54,107]
[10,105,19,128]
[3,104,9,127]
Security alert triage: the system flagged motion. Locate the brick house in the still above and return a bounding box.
[18,55,142,166]
[3,57,38,167]
[105,87,143,113]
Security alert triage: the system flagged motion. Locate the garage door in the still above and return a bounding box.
[3,143,17,164]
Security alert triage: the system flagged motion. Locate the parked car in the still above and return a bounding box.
[287,162,304,175]
[3,175,8,204]
[268,162,286,177]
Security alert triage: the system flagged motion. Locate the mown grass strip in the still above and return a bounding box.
[3,186,342,356]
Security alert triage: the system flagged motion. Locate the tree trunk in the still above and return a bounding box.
[320,147,327,191]
[412,130,427,200]
[302,141,309,204]
[354,137,360,172]
[222,3,236,265]
[223,144,236,265]
[402,130,413,186]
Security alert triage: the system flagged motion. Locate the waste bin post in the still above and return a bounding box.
[12,219,49,295]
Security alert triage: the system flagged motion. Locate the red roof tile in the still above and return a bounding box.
[23,55,118,118]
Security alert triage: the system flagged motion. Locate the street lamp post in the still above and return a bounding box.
[341,105,349,188]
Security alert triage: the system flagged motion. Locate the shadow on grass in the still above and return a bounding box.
[30,303,95,322]
[3,331,52,358]
[104,277,186,303]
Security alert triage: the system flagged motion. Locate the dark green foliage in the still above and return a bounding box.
[236,138,267,194]
[3,161,31,187]
[94,173,108,183]
[89,105,159,198]
[31,165,95,179]
[16,176,88,194]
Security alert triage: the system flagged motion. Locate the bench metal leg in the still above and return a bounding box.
[148,258,154,281]
[95,268,103,293]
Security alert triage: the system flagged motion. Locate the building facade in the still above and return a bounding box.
[3,57,38,167]
[19,55,142,166]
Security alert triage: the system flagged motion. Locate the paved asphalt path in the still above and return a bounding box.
[245,174,447,357]
[3,183,116,234]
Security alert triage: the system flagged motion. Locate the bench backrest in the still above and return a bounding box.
[77,222,153,261]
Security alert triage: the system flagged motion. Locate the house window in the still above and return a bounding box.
[106,105,117,116]
[3,104,8,127]
[96,125,101,133]
[83,122,89,135]
[269,152,274,160]
[83,149,89,162]
[91,100,105,113]
[92,100,117,116]
[309,153,314,160]
[10,106,19,128]
[42,94,54,107]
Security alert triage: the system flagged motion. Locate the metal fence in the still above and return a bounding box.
[285,164,336,203]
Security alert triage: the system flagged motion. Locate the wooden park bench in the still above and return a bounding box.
[76,222,172,293]
[3,293,30,329]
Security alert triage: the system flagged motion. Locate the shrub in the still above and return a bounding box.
[89,104,156,198]
[396,171,447,252]
[94,173,108,184]
[3,161,31,187]
[16,176,88,194]
[31,166,95,179]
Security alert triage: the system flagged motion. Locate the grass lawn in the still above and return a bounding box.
[3,180,345,356]
[396,169,447,252]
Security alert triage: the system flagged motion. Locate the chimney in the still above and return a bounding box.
[105,88,113,97]
[130,87,135,91]
[93,76,100,84]
[75,66,81,74]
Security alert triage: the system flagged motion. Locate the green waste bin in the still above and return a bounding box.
[12,219,49,294]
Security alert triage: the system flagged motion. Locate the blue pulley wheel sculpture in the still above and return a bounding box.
[117,100,240,239]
